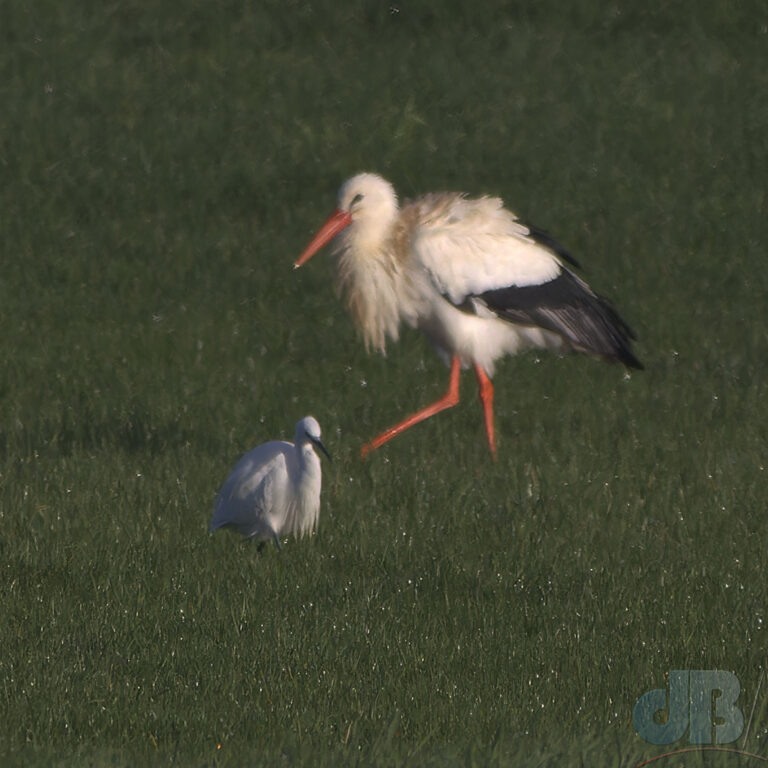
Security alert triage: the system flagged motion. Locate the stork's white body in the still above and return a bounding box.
[331,184,553,369]
[210,417,328,548]
[296,174,641,456]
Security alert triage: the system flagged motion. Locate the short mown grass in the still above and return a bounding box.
[1,1,767,765]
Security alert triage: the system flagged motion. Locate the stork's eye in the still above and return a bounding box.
[350,193,364,206]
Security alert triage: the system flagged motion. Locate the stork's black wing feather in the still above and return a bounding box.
[461,270,643,370]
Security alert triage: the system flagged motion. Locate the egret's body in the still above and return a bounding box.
[295,173,641,457]
[210,417,330,549]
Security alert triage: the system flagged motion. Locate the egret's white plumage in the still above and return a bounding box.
[295,173,641,457]
[210,417,330,549]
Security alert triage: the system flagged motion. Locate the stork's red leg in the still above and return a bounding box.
[474,364,496,458]
[361,356,461,458]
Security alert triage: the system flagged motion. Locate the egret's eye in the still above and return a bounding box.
[350,193,364,207]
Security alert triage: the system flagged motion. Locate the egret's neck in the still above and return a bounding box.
[299,445,321,500]
[298,444,322,477]
[285,444,322,538]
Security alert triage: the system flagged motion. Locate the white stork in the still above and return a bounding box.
[295,173,641,458]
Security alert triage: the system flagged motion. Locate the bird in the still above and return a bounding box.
[210,416,331,550]
[294,173,642,458]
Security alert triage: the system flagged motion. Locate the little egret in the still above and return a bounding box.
[295,173,642,458]
[210,416,330,550]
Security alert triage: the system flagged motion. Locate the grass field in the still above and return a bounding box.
[2,1,768,765]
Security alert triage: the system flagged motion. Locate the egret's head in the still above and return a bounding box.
[296,416,331,461]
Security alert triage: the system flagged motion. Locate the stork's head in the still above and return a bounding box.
[294,173,398,268]
[338,173,398,224]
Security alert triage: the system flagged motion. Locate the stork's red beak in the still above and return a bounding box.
[294,209,352,268]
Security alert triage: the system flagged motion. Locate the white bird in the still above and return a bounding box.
[295,173,642,458]
[210,416,330,550]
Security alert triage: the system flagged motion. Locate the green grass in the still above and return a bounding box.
[2,1,768,765]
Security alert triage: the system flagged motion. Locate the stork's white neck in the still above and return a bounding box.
[332,173,421,353]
